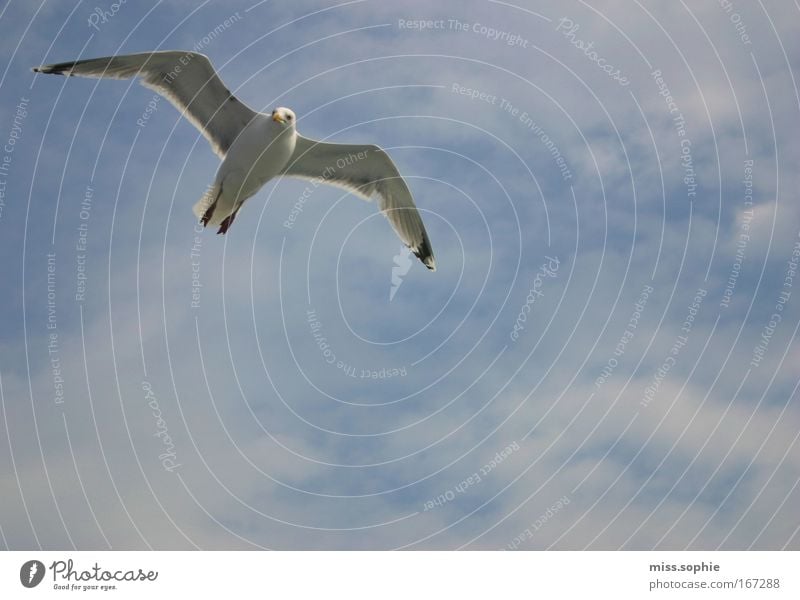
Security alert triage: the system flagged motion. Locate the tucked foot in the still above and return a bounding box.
[216,208,239,235]
[201,202,217,227]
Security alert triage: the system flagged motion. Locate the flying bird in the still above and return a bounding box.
[33,51,436,270]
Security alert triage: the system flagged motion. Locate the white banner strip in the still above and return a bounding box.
[1,551,797,598]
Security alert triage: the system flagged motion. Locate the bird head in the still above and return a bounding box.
[271,107,296,127]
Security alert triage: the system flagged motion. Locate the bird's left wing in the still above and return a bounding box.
[282,134,436,270]
[33,51,258,158]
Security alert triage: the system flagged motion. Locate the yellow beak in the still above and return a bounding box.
[272,112,285,123]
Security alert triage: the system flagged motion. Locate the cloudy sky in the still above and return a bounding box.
[0,0,798,550]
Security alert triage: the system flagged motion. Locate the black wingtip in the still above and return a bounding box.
[32,61,78,76]
[412,235,436,271]
[32,66,63,75]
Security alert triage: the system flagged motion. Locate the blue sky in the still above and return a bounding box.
[0,0,798,549]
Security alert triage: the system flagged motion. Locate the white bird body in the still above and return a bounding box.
[195,111,297,230]
[33,50,436,269]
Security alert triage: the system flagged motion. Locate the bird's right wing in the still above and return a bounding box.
[33,51,258,158]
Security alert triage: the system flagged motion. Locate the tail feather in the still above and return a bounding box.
[193,183,221,223]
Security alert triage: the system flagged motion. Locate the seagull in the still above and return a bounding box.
[33,51,436,270]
